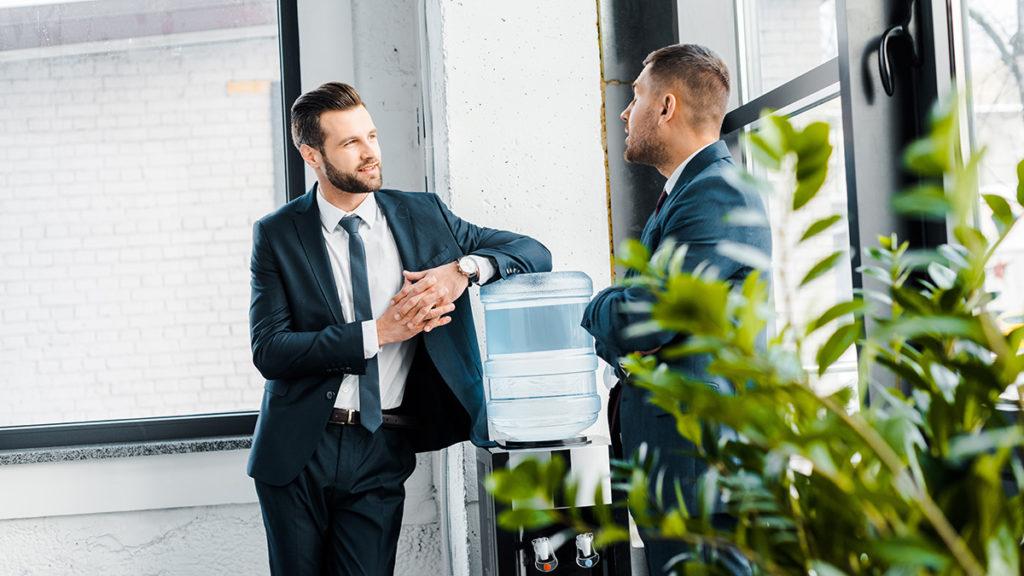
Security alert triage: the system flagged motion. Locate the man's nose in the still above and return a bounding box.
[619,105,630,123]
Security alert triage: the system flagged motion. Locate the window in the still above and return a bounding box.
[0,0,284,428]
[749,97,858,395]
[959,0,1024,321]
[738,0,838,102]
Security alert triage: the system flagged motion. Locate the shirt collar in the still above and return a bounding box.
[663,141,715,195]
[316,189,380,232]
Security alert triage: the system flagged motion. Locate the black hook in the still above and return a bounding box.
[878,0,921,97]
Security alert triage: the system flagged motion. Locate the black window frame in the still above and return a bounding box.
[0,0,303,452]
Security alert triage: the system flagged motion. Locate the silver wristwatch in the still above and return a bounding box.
[456,255,480,284]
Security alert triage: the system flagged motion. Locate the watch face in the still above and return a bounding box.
[459,257,478,276]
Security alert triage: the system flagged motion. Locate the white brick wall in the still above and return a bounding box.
[0,34,280,426]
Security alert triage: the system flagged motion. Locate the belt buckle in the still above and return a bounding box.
[346,409,355,425]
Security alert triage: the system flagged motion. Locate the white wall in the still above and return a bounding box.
[422,2,612,573]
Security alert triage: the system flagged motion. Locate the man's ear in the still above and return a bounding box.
[298,144,319,168]
[660,93,677,125]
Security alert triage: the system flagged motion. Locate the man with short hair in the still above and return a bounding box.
[248,81,551,575]
[582,44,770,575]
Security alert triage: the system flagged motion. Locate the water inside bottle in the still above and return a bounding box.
[484,301,591,355]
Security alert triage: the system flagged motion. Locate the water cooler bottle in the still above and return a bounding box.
[476,272,631,575]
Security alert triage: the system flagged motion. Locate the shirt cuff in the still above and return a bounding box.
[361,320,379,359]
[469,255,497,284]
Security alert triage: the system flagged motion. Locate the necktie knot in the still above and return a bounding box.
[339,215,362,235]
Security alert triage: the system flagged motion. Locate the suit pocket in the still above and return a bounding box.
[420,246,459,270]
[264,380,289,397]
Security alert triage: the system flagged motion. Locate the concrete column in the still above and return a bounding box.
[421,1,612,574]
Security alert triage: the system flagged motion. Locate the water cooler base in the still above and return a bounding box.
[477,438,632,576]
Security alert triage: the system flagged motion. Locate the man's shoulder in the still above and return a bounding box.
[377,189,439,206]
[256,193,307,229]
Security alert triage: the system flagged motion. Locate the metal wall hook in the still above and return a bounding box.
[878,0,921,96]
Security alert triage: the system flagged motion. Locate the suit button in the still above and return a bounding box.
[326,390,336,400]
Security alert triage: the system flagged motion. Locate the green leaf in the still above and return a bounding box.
[891,184,950,217]
[747,132,783,170]
[986,523,1021,576]
[816,322,861,376]
[927,262,957,290]
[1017,158,1024,206]
[983,193,1015,234]
[870,537,951,570]
[615,239,650,273]
[948,427,1024,462]
[717,240,772,271]
[724,208,769,227]
[799,250,845,287]
[484,469,537,502]
[806,299,865,335]
[879,315,985,343]
[799,214,842,243]
[497,508,554,531]
[809,561,850,576]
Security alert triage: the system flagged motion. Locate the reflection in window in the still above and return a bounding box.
[747,97,857,396]
[0,0,282,426]
[739,0,838,101]
[962,0,1024,325]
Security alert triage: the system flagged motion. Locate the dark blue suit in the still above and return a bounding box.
[247,186,550,575]
[582,141,770,574]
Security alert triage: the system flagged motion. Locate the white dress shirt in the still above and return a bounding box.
[316,191,496,411]
[663,141,715,196]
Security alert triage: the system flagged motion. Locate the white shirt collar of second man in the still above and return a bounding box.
[663,141,715,195]
[316,186,380,233]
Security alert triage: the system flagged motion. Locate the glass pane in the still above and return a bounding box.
[748,97,857,397]
[0,0,282,426]
[962,0,1024,325]
[740,0,838,101]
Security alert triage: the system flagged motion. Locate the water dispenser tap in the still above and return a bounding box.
[575,532,599,569]
[531,536,558,573]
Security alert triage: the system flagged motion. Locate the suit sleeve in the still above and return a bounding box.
[249,220,367,381]
[582,177,755,361]
[431,194,552,283]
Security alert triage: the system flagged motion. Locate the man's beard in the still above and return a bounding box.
[323,155,383,194]
[623,117,670,168]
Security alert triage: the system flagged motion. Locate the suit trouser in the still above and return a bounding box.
[616,383,752,576]
[254,422,417,576]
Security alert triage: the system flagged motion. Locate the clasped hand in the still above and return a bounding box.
[376,262,469,346]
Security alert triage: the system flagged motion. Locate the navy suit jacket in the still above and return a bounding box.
[580,140,769,531]
[247,186,552,486]
[582,140,770,384]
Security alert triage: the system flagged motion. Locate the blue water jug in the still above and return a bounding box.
[479,271,601,442]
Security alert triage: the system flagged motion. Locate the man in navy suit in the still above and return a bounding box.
[248,82,550,575]
[582,44,770,574]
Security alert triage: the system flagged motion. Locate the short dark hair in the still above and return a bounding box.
[289,82,364,151]
[643,44,730,130]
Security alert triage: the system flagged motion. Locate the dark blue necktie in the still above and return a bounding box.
[339,215,382,432]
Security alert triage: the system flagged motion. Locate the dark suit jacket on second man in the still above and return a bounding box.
[582,139,771,505]
[248,186,552,487]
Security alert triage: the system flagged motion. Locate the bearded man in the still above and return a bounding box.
[582,44,770,575]
[247,82,551,576]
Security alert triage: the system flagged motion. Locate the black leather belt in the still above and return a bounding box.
[328,408,417,428]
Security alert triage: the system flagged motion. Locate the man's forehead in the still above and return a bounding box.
[321,107,375,138]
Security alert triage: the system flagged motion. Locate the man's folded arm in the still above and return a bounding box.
[249,220,368,381]
[431,194,552,283]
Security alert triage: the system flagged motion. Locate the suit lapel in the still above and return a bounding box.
[634,140,733,271]
[375,191,416,270]
[292,186,344,324]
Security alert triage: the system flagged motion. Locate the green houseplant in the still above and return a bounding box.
[485,96,1024,575]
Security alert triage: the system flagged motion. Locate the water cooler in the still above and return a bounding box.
[476,272,632,576]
